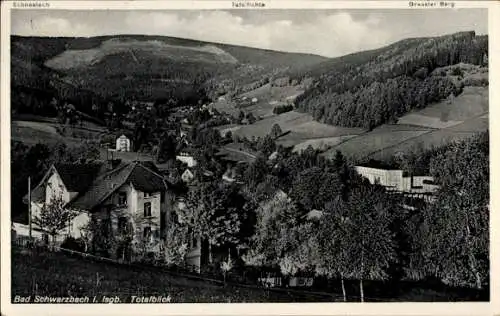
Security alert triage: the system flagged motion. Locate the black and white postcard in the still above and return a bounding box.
[1,1,498,315]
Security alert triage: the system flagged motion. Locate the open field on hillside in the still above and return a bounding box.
[368,115,489,161]
[396,86,488,128]
[211,84,304,118]
[11,120,110,148]
[11,122,83,147]
[45,39,239,71]
[322,126,432,161]
[278,135,359,153]
[228,111,364,143]
[232,111,312,138]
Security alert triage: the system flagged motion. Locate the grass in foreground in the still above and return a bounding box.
[11,247,487,303]
[11,248,339,303]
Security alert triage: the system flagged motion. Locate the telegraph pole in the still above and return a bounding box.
[28,176,32,239]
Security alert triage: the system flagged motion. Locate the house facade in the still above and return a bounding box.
[355,164,439,201]
[116,135,131,152]
[21,160,174,260]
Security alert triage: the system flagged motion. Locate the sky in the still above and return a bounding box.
[11,9,487,57]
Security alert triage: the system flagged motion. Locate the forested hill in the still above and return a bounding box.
[11,35,327,119]
[293,31,488,129]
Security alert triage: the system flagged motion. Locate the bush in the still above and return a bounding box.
[61,236,86,253]
[451,67,464,76]
[273,104,294,115]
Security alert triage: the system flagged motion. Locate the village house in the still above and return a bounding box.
[176,151,198,168]
[181,169,195,184]
[116,134,132,152]
[19,160,175,261]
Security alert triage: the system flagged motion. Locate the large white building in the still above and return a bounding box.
[355,163,439,198]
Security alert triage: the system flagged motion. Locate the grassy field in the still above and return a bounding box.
[211,84,304,118]
[369,116,489,161]
[396,86,488,128]
[11,247,487,303]
[322,126,431,161]
[229,111,364,146]
[276,134,358,152]
[11,119,111,148]
[11,248,340,303]
[320,85,489,161]
[11,122,84,147]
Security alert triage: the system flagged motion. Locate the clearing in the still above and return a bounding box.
[396,86,488,128]
[322,125,432,161]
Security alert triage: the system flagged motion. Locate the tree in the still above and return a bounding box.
[258,135,276,157]
[246,112,257,124]
[180,182,245,262]
[163,221,189,266]
[157,133,177,163]
[32,195,79,246]
[220,252,234,286]
[245,191,308,270]
[409,133,489,289]
[244,155,269,188]
[317,185,397,302]
[270,124,283,139]
[238,111,245,123]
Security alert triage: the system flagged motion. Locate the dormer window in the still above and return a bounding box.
[118,192,127,205]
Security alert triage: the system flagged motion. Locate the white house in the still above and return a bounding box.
[116,135,131,152]
[176,152,197,168]
[181,169,195,184]
[19,161,174,260]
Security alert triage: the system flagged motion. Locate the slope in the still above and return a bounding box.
[293,31,488,129]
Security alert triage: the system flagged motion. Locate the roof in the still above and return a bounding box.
[70,162,167,210]
[54,163,104,193]
[25,163,104,204]
[26,160,168,211]
[304,209,324,220]
[356,159,399,171]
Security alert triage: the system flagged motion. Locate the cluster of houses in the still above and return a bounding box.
[13,128,440,275]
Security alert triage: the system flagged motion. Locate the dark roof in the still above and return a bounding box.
[26,160,168,211]
[357,159,399,170]
[54,163,104,192]
[128,164,166,193]
[69,162,167,210]
[136,160,160,173]
[67,162,132,210]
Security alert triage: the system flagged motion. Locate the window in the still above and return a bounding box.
[144,192,151,198]
[144,202,152,217]
[143,226,151,239]
[118,217,127,232]
[118,192,127,205]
